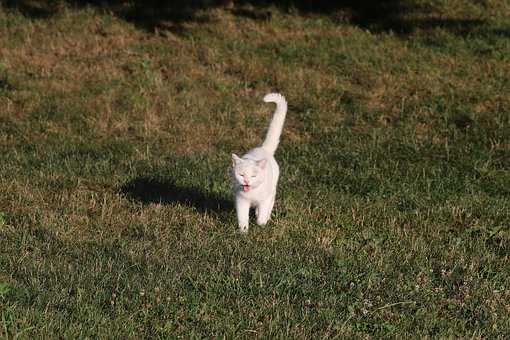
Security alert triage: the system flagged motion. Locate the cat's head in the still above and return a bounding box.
[231,154,267,193]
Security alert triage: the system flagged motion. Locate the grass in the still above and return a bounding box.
[0,0,509,337]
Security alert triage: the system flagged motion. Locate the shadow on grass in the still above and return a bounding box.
[1,0,491,37]
[2,0,215,33]
[120,177,233,213]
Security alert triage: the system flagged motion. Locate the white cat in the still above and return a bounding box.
[231,93,288,233]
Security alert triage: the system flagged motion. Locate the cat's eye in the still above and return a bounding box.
[251,175,256,178]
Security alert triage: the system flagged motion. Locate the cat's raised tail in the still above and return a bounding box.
[261,93,288,155]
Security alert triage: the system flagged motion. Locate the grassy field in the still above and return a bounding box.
[1,0,509,337]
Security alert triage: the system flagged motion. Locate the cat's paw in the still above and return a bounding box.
[256,218,269,226]
[238,225,249,234]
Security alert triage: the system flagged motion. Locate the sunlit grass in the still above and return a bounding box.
[0,1,509,337]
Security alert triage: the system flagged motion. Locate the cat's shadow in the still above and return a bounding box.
[120,177,232,214]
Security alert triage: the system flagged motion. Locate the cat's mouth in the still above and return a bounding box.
[242,184,250,192]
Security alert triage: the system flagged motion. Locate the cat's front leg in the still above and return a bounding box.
[256,194,275,226]
[235,196,250,233]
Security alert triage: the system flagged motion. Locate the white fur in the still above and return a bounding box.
[231,93,287,233]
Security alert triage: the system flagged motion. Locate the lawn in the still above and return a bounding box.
[0,0,509,337]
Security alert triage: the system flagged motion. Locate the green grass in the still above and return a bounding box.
[1,0,509,337]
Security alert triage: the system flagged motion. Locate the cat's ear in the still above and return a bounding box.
[256,159,267,169]
[232,154,241,167]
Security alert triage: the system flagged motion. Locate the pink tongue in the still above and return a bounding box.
[243,185,250,192]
